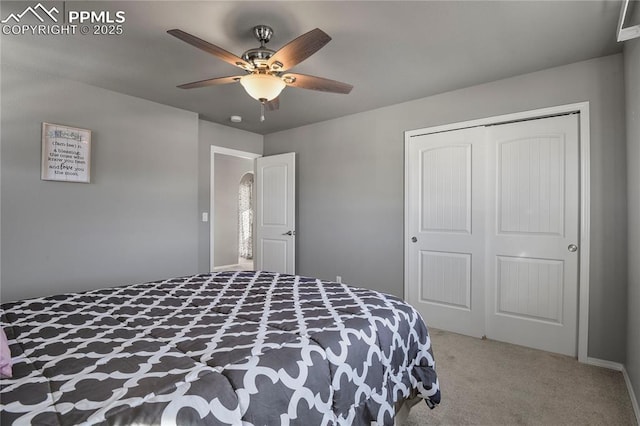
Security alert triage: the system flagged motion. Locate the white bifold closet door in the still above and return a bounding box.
[407,114,579,356]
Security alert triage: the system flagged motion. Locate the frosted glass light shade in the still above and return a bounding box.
[240,74,286,102]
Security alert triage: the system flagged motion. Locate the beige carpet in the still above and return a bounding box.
[406,329,637,425]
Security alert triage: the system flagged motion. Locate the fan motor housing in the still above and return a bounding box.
[242,47,275,67]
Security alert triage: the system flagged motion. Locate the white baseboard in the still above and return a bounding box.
[585,356,624,371]
[586,357,639,425]
[213,263,241,271]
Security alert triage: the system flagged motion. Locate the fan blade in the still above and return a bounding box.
[283,73,353,94]
[267,28,331,71]
[168,29,252,70]
[177,75,242,89]
[265,97,280,111]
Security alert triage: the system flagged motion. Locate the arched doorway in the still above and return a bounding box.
[238,172,254,269]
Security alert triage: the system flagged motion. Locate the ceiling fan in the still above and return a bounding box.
[168,25,353,121]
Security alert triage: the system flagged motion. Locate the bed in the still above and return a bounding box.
[0,271,440,425]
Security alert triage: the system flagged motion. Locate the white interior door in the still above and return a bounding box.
[485,114,579,356]
[255,152,295,274]
[407,127,487,337]
[407,114,580,356]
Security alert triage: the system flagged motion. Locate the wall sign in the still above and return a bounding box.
[41,122,91,183]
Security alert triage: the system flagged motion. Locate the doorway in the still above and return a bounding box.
[210,147,297,275]
[404,103,591,361]
[210,146,261,272]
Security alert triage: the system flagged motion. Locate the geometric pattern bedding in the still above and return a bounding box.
[0,271,440,425]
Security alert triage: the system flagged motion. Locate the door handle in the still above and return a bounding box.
[283,230,295,236]
[568,244,578,252]
[411,236,417,243]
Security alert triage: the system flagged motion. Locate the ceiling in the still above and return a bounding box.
[0,1,624,134]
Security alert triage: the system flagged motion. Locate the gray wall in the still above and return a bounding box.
[1,66,199,303]
[214,154,253,267]
[264,54,628,362]
[624,35,640,412]
[197,120,262,272]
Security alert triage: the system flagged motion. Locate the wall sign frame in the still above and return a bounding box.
[41,122,92,183]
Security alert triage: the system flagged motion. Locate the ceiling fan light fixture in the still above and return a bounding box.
[240,73,286,102]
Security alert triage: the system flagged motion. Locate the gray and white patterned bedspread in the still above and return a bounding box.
[0,271,440,425]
